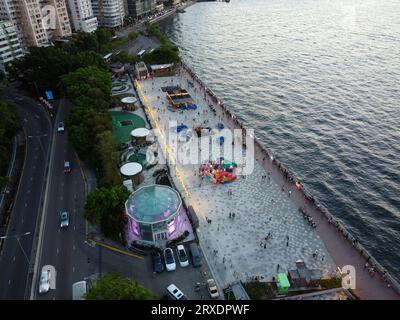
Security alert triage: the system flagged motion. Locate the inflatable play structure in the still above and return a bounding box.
[199,157,237,185]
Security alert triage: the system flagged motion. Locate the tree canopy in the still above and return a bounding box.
[85,271,159,300]
[84,185,130,239]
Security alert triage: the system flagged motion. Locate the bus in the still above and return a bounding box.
[137,49,146,58]
[103,53,113,62]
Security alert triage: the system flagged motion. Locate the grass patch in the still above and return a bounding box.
[223,288,236,300]
[319,277,342,289]
[243,282,276,300]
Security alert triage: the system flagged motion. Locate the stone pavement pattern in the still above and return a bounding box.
[138,75,336,288]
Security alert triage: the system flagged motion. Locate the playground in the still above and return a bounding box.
[110,111,146,144]
[199,157,237,185]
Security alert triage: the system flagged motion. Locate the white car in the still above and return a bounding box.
[163,248,176,271]
[207,278,219,299]
[57,122,65,132]
[38,270,50,294]
[176,245,189,267]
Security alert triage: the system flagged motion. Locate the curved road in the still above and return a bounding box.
[0,93,51,299]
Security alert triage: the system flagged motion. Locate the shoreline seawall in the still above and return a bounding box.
[178,61,400,299]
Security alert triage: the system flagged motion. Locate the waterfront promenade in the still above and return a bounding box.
[135,66,400,300]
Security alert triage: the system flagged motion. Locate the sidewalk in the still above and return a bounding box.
[179,65,400,300]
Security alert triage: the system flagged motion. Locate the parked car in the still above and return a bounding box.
[206,278,219,299]
[189,243,202,267]
[166,284,188,300]
[163,248,176,271]
[152,252,165,273]
[63,161,71,173]
[38,270,50,294]
[176,245,189,267]
[57,122,65,132]
[60,211,69,228]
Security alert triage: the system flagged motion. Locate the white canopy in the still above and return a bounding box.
[121,96,137,104]
[131,127,150,138]
[120,162,143,176]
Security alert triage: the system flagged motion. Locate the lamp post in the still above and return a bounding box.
[0,231,31,264]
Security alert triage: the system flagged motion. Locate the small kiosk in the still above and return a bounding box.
[120,162,144,186]
[121,96,137,111]
[277,273,291,294]
[130,127,150,145]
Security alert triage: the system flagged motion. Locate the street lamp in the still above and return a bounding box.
[0,231,31,264]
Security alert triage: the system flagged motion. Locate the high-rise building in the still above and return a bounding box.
[0,0,72,47]
[0,21,24,71]
[126,0,156,19]
[66,0,98,32]
[91,0,125,28]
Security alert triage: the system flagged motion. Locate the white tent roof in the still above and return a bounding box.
[120,162,143,176]
[131,127,150,138]
[121,96,137,104]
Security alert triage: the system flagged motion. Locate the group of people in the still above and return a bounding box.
[299,207,317,228]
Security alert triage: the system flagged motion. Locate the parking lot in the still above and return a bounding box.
[96,241,219,300]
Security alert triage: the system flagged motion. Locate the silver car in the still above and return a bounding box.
[38,270,50,294]
[60,211,69,228]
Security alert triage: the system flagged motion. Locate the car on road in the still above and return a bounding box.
[206,278,219,299]
[57,122,65,132]
[166,284,188,300]
[72,281,87,300]
[163,247,176,271]
[64,161,71,173]
[176,245,189,267]
[60,211,69,228]
[151,252,164,273]
[38,270,50,294]
[189,243,202,267]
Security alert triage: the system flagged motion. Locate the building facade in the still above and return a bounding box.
[91,0,125,28]
[0,21,24,71]
[126,0,156,19]
[0,0,72,47]
[66,0,98,32]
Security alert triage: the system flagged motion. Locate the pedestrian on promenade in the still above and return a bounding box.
[232,212,236,219]
[229,212,232,219]
[277,264,280,272]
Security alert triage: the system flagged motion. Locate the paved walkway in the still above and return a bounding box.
[137,75,336,289]
[176,65,400,300]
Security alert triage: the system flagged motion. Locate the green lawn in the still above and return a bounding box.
[110,111,146,144]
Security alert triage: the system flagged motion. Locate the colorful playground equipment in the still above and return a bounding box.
[199,157,237,185]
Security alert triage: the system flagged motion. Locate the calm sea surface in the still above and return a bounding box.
[158,0,400,280]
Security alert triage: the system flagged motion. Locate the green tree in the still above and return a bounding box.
[128,31,139,41]
[0,99,20,176]
[83,185,130,239]
[72,51,107,71]
[85,271,159,300]
[61,66,112,102]
[143,45,181,64]
[94,131,122,187]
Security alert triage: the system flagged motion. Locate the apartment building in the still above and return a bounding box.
[0,0,72,47]
[126,0,156,18]
[0,21,24,71]
[66,0,97,32]
[91,0,125,28]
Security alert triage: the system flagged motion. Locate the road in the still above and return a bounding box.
[34,99,95,300]
[0,94,51,299]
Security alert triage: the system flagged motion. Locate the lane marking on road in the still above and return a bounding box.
[21,218,24,224]
[91,240,144,260]
[8,280,11,285]
[73,244,76,251]
[60,196,63,201]
[73,266,75,273]
[13,256,15,262]
[56,248,59,255]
